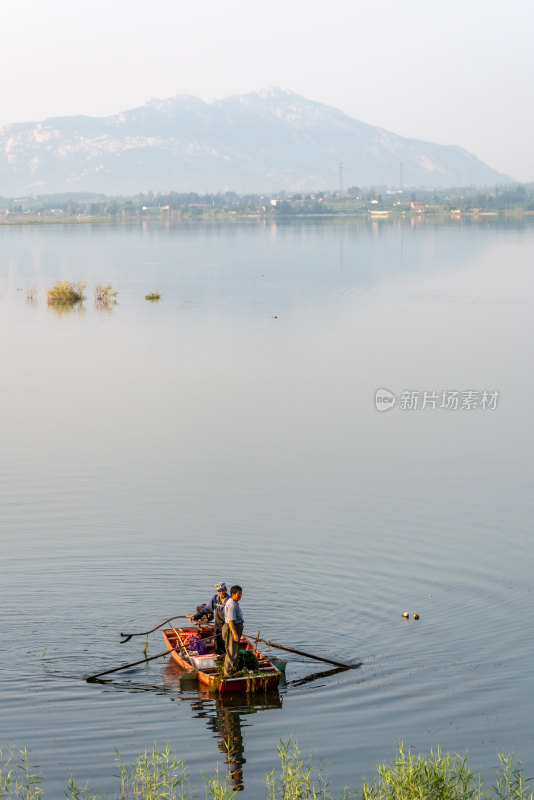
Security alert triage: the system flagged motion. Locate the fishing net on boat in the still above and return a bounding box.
[238,650,259,671]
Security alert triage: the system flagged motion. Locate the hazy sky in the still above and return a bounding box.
[1,0,532,181]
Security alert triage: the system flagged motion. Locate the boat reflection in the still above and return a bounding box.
[191,691,282,791]
[163,662,282,791]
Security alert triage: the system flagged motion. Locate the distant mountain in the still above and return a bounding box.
[0,88,512,195]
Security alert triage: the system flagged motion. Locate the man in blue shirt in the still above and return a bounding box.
[188,582,230,655]
[222,585,244,677]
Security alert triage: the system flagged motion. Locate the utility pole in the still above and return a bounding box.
[338,161,343,196]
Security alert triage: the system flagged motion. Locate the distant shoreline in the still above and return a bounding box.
[2,184,532,224]
[2,209,533,226]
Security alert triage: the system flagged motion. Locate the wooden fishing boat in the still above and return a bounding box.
[162,624,281,694]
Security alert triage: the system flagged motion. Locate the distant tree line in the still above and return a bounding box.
[1,184,533,219]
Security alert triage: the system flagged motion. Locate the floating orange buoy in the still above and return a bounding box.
[403,612,409,618]
[413,613,420,620]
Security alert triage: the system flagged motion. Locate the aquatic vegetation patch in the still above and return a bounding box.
[145,292,161,301]
[47,280,86,306]
[94,284,118,306]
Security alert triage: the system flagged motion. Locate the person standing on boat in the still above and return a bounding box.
[222,585,244,677]
[188,582,229,655]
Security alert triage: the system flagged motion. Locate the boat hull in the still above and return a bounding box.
[162,625,281,695]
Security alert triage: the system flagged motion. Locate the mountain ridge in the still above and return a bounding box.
[0,88,513,195]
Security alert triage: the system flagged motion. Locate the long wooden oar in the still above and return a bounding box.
[86,649,173,681]
[256,637,352,669]
[120,615,189,643]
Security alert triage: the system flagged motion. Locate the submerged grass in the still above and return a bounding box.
[94,284,118,307]
[0,742,532,800]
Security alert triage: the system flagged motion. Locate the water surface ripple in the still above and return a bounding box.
[1,219,533,797]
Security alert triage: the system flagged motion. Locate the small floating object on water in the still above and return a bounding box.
[413,613,420,620]
[270,314,278,318]
[402,612,409,619]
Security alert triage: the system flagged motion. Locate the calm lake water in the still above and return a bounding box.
[1,217,533,797]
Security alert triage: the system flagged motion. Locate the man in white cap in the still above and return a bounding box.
[189,582,230,655]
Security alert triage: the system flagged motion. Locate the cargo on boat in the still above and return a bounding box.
[162,624,281,694]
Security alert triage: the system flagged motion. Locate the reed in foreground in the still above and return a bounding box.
[361,744,532,800]
[266,740,356,799]
[0,745,42,800]
[0,742,532,800]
